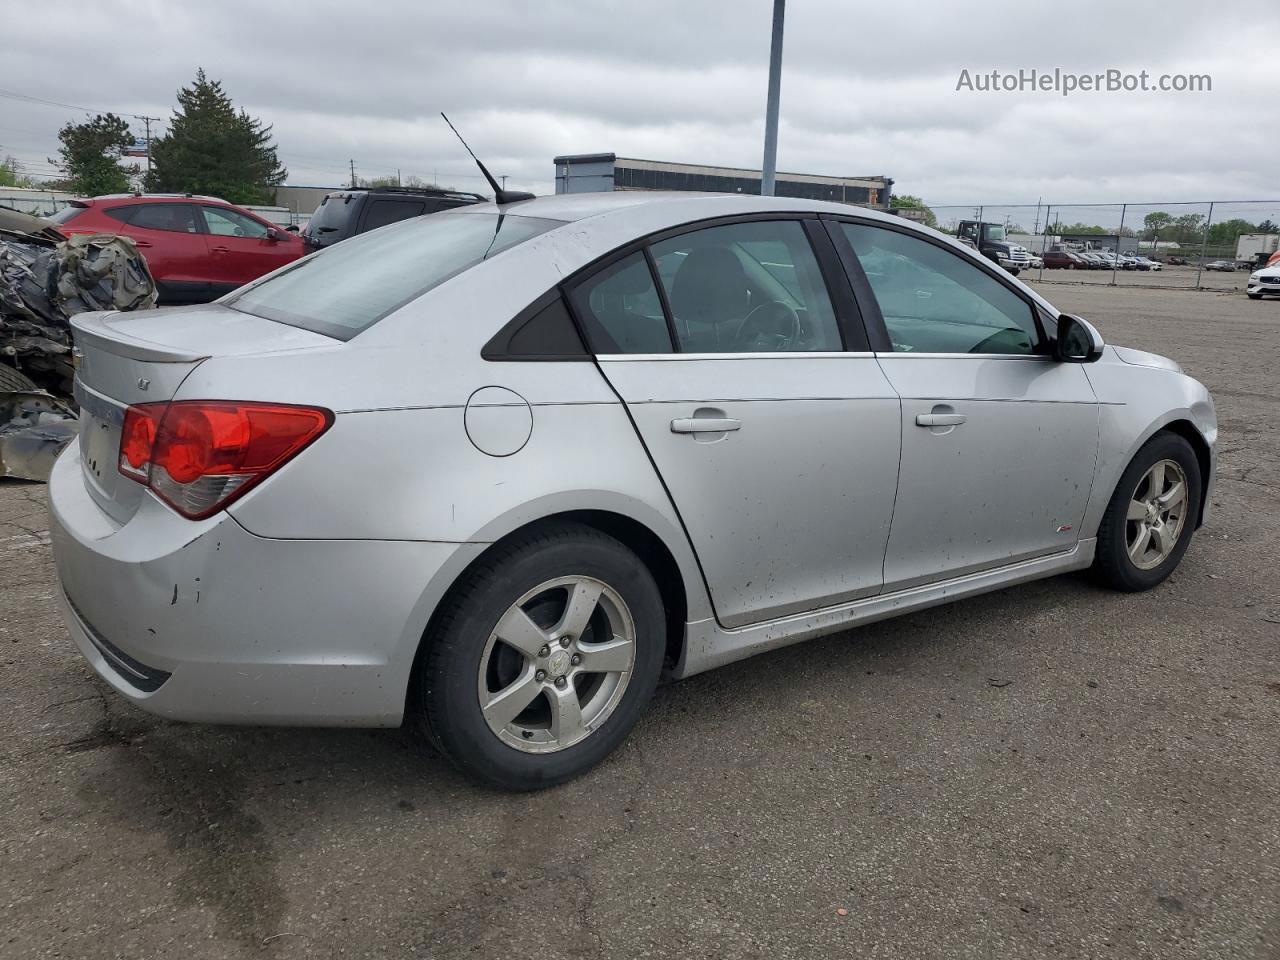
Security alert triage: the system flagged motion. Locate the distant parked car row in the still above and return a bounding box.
[1041,250,1162,271]
[46,186,486,305]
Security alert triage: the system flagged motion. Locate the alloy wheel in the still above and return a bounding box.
[477,576,636,753]
[1125,458,1189,570]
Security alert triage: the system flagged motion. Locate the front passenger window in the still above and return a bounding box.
[841,223,1039,355]
[202,206,270,238]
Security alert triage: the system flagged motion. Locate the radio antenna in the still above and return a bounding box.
[440,113,534,205]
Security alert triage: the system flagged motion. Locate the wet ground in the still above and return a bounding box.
[2,283,1277,959]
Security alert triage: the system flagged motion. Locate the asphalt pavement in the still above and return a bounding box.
[1,282,1277,959]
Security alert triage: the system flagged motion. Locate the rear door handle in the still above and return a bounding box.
[671,417,742,434]
[132,239,152,248]
[915,413,966,427]
[210,245,230,253]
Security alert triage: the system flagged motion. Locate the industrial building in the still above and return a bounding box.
[553,154,893,210]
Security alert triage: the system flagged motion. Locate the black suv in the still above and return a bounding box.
[301,186,486,250]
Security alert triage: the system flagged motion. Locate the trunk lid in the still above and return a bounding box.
[71,303,336,524]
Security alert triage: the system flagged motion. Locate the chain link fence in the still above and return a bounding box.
[926,200,1280,291]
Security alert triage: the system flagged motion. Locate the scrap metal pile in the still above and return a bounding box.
[0,207,158,480]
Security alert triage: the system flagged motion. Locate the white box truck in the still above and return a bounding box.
[1236,234,1280,268]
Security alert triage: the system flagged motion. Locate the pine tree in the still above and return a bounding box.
[146,69,287,205]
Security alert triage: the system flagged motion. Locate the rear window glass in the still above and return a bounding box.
[301,194,356,240]
[48,204,87,224]
[228,212,561,339]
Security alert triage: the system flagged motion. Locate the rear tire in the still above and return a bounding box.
[1092,432,1201,592]
[411,522,666,790]
[0,363,40,393]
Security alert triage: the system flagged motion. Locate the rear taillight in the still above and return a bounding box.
[118,401,333,519]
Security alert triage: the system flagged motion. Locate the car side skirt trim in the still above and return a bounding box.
[674,539,1096,678]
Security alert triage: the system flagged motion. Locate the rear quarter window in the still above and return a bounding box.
[103,206,136,225]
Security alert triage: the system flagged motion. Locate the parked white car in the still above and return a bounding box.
[1247,266,1280,299]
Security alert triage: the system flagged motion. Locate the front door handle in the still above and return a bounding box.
[210,245,230,253]
[671,417,742,434]
[915,413,966,427]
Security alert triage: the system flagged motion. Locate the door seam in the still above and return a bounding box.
[585,354,727,628]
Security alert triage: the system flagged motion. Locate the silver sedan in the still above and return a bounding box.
[50,192,1216,789]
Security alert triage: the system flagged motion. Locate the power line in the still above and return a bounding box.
[0,87,160,125]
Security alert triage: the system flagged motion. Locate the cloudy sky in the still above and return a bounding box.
[2,0,1277,216]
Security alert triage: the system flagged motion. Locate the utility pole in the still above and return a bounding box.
[760,0,785,197]
[349,159,357,189]
[140,115,160,178]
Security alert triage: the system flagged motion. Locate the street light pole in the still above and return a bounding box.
[760,0,785,197]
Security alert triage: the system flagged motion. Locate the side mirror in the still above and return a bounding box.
[285,224,301,233]
[1055,314,1104,363]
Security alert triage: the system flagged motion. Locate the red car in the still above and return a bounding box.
[48,194,304,303]
[1043,249,1086,269]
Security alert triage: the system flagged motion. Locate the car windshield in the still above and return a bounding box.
[229,212,561,339]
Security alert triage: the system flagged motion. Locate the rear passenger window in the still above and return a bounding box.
[650,220,842,353]
[569,252,673,354]
[129,204,198,234]
[103,207,135,225]
[363,199,426,232]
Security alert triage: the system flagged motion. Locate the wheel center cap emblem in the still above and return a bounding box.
[547,650,571,678]
[1147,503,1159,523]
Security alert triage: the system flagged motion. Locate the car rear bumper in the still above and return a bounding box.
[49,439,482,726]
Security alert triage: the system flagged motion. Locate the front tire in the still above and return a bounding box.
[412,523,665,790]
[1093,432,1202,592]
[1248,293,1262,300]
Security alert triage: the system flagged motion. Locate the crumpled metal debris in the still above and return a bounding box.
[1,226,157,395]
[0,213,157,481]
[0,389,78,481]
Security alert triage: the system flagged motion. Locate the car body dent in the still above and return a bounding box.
[1111,345,1184,373]
[49,441,486,724]
[1081,347,1217,536]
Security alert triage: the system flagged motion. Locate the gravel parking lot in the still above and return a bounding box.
[2,284,1277,960]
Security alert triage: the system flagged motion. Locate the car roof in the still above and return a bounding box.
[75,193,230,205]
[449,190,902,227]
